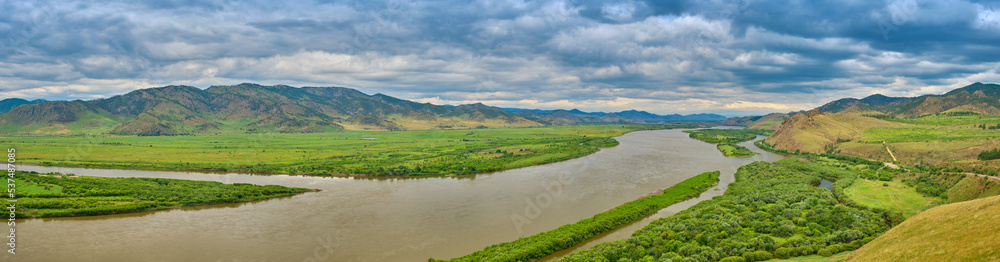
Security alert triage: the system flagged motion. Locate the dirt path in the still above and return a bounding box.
[883,141,898,162]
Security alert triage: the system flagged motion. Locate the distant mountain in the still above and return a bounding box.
[501,108,727,124]
[814,82,1000,117]
[815,94,914,113]
[0,83,541,135]
[0,98,46,114]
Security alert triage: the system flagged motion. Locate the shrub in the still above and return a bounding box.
[825,230,865,245]
[775,247,794,259]
[818,248,833,257]
[742,251,773,262]
[720,256,746,262]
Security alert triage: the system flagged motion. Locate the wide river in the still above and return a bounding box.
[14,128,784,262]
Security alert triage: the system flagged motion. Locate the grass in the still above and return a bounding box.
[751,118,785,129]
[4,124,675,176]
[12,171,314,218]
[844,195,1000,262]
[440,171,721,262]
[770,251,852,262]
[771,113,1000,175]
[842,179,940,218]
[718,143,757,157]
[884,114,1000,126]
[861,127,1000,143]
[944,175,1000,203]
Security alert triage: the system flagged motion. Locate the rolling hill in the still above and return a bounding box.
[0,83,543,135]
[815,82,1000,117]
[765,82,1000,173]
[0,83,723,135]
[719,112,788,130]
[843,194,1000,262]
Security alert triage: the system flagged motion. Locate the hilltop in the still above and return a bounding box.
[844,195,1000,261]
[719,112,788,130]
[765,82,1000,173]
[815,82,1000,116]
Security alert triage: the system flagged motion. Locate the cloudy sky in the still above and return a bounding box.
[2,0,1000,115]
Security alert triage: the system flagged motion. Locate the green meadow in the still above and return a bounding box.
[4,124,681,176]
[842,179,939,218]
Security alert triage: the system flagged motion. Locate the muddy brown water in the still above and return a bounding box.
[13,129,784,262]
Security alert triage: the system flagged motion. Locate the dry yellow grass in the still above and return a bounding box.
[766,111,905,153]
[844,195,1000,262]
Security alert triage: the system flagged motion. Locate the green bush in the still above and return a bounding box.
[720,256,746,262]
[743,251,773,262]
[818,248,833,257]
[775,247,793,259]
[978,148,1000,160]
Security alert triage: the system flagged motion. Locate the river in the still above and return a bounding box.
[13,129,784,262]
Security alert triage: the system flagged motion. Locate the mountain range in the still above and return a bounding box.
[766,82,1000,158]
[815,82,1000,116]
[502,108,727,124]
[0,83,725,135]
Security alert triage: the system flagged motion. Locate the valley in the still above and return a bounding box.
[4,82,1000,262]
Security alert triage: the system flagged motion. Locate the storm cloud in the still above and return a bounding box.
[2,0,999,115]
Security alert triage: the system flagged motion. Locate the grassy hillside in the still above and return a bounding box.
[814,83,1000,117]
[774,84,1000,171]
[843,195,1000,262]
[842,179,939,218]
[0,84,543,135]
[719,113,788,130]
[766,110,1000,174]
[6,124,675,176]
[13,171,314,218]
[765,110,906,154]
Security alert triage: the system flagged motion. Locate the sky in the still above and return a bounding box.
[2,0,1000,116]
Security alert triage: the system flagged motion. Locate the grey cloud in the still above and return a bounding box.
[0,0,999,115]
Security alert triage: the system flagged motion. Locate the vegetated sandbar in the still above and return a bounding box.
[13,170,316,218]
